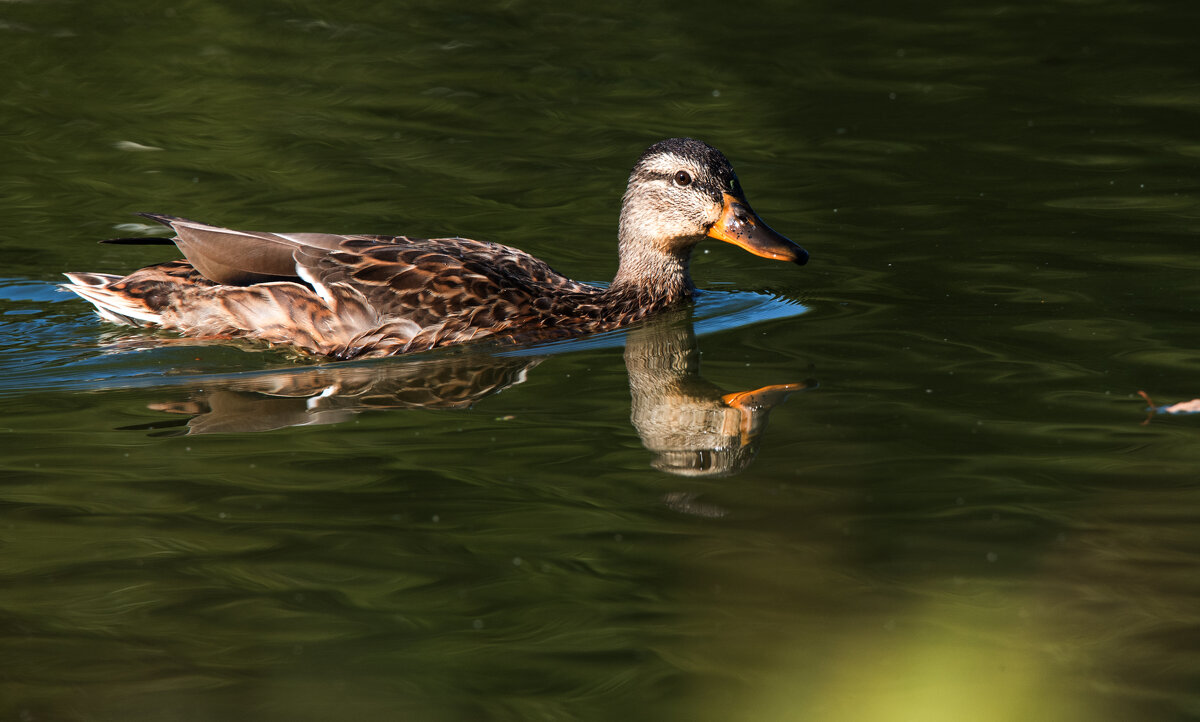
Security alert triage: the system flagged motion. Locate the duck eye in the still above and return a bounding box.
[673,170,692,187]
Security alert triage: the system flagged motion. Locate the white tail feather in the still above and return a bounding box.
[61,274,162,326]
[63,272,122,287]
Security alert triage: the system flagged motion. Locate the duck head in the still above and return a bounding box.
[613,138,808,295]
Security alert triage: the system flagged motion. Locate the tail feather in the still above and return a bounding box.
[61,274,163,326]
[63,271,122,287]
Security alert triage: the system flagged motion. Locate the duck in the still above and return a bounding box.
[63,137,808,359]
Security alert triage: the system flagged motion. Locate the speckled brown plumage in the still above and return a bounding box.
[64,138,808,359]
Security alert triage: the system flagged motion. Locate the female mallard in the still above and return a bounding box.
[64,137,808,359]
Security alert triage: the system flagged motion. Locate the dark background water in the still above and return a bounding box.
[3,1,1200,720]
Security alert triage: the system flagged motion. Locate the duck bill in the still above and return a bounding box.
[706,192,808,265]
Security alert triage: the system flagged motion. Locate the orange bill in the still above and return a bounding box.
[721,382,809,412]
[706,192,808,265]
[721,382,811,442]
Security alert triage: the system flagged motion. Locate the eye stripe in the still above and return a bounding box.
[637,168,724,198]
[637,169,697,184]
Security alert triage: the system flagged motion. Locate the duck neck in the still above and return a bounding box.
[607,241,695,313]
[608,202,697,310]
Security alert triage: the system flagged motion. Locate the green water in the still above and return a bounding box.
[4,0,1200,719]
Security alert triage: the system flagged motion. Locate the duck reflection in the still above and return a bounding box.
[624,315,808,476]
[141,354,542,434]
[135,310,809,475]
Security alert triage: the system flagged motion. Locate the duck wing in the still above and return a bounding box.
[142,212,594,298]
[140,213,348,285]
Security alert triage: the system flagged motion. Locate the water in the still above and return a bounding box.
[3,0,1200,719]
